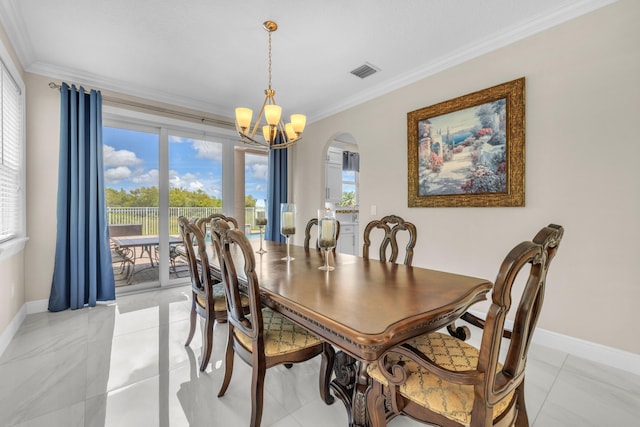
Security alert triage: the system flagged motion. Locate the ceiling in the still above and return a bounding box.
[0,0,614,124]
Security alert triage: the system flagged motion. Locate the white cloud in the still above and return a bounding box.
[131,168,159,185]
[249,163,268,180]
[104,166,132,183]
[193,140,222,161]
[169,169,222,198]
[103,145,142,167]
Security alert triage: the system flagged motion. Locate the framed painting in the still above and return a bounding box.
[408,77,525,207]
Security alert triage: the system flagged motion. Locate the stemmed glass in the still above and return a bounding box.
[318,208,337,271]
[280,203,296,261]
[255,210,268,254]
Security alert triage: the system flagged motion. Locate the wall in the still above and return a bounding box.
[293,0,640,355]
[23,73,60,302]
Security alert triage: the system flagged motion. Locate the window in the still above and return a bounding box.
[341,170,358,207]
[0,41,26,259]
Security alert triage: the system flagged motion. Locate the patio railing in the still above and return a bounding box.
[107,206,265,235]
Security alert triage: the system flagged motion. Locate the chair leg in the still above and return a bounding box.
[185,296,197,346]
[250,358,267,427]
[366,380,387,427]
[199,314,215,371]
[515,382,530,426]
[319,343,335,405]
[218,326,236,398]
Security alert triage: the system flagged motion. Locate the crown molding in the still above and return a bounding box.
[310,0,619,122]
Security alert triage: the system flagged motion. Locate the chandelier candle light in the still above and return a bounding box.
[235,21,306,149]
[255,210,268,254]
[318,208,337,271]
[280,203,296,261]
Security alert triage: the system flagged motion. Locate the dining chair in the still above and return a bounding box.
[178,215,230,371]
[212,219,335,427]
[363,214,417,265]
[304,217,341,252]
[366,224,564,427]
[110,241,134,281]
[196,213,239,238]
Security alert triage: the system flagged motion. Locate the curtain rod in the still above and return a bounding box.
[48,82,234,128]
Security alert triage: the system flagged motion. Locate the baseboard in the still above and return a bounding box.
[532,327,640,376]
[0,303,26,358]
[468,310,640,376]
[25,298,49,314]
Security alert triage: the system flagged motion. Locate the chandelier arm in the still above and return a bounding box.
[246,94,272,141]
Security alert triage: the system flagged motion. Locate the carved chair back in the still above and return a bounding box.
[363,215,417,265]
[304,218,341,252]
[196,213,239,239]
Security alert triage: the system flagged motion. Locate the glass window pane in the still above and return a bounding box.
[245,152,268,234]
[103,126,159,286]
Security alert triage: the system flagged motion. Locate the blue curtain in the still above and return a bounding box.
[265,137,288,242]
[49,83,115,312]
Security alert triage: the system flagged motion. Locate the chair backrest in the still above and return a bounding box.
[196,213,239,239]
[304,218,341,250]
[178,216,215,298]
[362,215,417,265]
[472,224,564,423]
[211,219,264,343]
[108,223,142,237]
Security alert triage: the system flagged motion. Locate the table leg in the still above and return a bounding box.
[141,244,154,267]
[330,351,370,427]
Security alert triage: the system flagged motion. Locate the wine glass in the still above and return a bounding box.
[255,210,267,254]
[318,208,337,271]
[280,203,296,261]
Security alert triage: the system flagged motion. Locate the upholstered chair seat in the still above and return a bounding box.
[234,308,326,357]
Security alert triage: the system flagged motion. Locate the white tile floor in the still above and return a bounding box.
[1,285,639,427]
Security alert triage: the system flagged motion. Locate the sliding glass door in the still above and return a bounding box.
[103,126,161,288]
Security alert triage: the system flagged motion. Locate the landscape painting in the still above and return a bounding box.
[408,78,525,207]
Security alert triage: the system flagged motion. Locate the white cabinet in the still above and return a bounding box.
[326,162,342,202]
[326,147,342,165]
[337,224,357,255]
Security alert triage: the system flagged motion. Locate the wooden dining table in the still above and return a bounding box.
[191,238,492,426]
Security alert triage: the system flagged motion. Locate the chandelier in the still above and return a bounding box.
[235,21,306,150]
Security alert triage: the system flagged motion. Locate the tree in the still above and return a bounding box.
[245,195,257,207]
[340,191,356,207]
[105,186,221,207]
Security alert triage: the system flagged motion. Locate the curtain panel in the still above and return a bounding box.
[49,83,115,311]
[265,138,288,242]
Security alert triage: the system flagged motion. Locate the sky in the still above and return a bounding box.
[102,127,269,204]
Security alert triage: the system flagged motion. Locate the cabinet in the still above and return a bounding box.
[326,147,342,165]
[337,224,357,255]
[326,162,342,202]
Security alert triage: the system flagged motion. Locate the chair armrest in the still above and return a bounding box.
[377,342,484,387]
[461,312,512,340]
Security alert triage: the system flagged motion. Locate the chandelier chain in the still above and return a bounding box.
[267,30,272,90]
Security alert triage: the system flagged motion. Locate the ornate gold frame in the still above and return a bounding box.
[408,77,525,207]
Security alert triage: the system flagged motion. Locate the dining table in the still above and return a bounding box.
[190,237,492,427]
[111,234,183,267]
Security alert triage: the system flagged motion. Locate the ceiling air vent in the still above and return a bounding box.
[350,63,379,79]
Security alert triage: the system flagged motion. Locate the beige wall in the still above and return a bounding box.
[23,73,60,302]
[293,0,640,355]
[3,0,638,356]
[0,22,26,336]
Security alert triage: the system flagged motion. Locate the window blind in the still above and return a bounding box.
[0,59,23,243]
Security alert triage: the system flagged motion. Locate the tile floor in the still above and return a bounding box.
[1,285,639,427]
